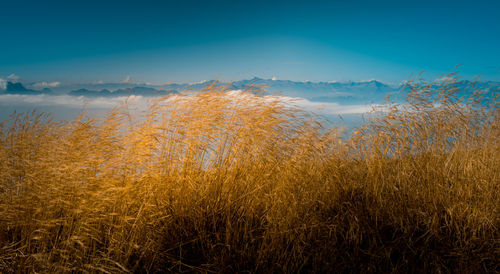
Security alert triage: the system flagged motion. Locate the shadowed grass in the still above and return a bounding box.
[0,75,499,273]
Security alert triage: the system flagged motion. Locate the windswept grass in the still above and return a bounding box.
[0,76,499,273]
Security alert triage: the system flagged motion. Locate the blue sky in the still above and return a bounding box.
[1,0,500,84]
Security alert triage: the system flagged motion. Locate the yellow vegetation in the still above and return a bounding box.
[0,76,499,272]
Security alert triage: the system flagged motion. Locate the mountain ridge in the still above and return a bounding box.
[2,79,498,104]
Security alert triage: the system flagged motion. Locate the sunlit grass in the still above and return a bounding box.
[0,75,498,272]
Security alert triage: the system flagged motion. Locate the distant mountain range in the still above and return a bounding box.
[1,78,498,104]
[60,78,402,104]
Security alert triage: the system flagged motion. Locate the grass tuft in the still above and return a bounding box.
[0,75,499,273]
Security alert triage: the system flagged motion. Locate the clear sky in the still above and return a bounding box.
[1,0,500,84]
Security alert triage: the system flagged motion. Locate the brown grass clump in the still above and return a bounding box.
[0,75,499,273]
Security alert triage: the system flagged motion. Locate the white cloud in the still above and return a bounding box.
[436,76,454,82]
[188,80,207,85]
[276,95,374,115]
[0,78,6,90]
[0,94,149,110]
[33,81,61,88]
[7,74,20,82]
[123,75,132,83]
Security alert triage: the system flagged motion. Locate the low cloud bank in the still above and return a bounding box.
[226,90,375,115]
[0,91,375,121]
[0,94,146,109]
[280,96,373,115]
[32,81,61,88]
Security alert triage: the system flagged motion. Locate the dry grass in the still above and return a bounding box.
[0,75,499,273]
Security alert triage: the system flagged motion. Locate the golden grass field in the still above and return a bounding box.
[0,75,499,273]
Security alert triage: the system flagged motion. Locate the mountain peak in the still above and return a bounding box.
[7,81,32,92]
